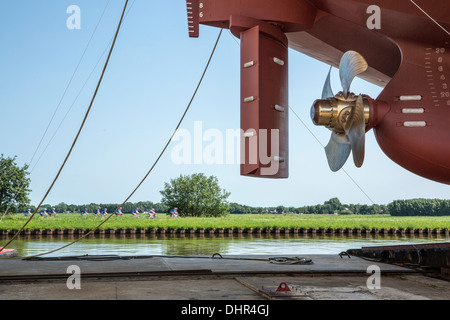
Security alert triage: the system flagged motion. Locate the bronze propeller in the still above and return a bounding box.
[311,50,369,172]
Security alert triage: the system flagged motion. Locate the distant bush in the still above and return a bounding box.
[339,209,354,215]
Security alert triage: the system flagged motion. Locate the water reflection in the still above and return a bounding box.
[3,234,449,257]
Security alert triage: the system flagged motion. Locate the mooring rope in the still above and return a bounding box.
[14,28,224,259]
[1,0,130,252]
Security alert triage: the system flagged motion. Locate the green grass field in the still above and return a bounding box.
[1,213,449,231]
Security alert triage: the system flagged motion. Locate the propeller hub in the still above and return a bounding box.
[311,94,370,133]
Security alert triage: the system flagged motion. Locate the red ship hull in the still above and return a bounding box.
[187,0,450,184]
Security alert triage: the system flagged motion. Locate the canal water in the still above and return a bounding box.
[4,234,449,257]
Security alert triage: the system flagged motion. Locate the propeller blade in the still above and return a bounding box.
[324,132,351,172]
[339,51,368,97]
[321,66,334,99]
[344,95,365,167]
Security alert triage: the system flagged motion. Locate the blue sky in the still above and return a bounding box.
[1,0,449,208]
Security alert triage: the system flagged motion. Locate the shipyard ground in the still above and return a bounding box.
[0,252,448,301]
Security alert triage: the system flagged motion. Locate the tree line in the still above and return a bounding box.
[8,198,450,217]
[388,199,450,216]
[26,197,450,217]
[1,155,449,217]
[28,201,168,215]
[229,197,387,215]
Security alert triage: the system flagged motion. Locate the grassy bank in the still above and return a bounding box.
[0,213,449,231]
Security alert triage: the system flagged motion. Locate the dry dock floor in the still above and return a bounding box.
[0,254,448,300]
